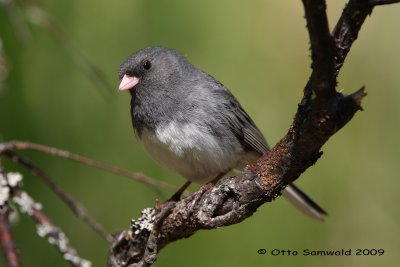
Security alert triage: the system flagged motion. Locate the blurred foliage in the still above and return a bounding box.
[1,0,400,266]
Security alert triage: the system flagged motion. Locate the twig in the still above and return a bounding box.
[0,140,177,192]
[332,0,400,75]
[0,165,22,267]
[0,37,7,92]
[302,0,336,97]
[107,202,176,267]
[1,0,113,98]
[24,2,112,98]
[0,207,21,267]
[3,150,113,243]
[0,0,31,42]
[13,189,91,267]
[0,164,90,267]
[133,202,175,267]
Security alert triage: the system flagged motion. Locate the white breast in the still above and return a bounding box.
[138,121,244,183]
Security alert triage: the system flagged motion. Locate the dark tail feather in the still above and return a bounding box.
[282,183,328,221]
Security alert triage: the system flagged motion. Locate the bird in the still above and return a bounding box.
[118,46,327,221]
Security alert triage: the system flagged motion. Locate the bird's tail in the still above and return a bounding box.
[282,184,327,221]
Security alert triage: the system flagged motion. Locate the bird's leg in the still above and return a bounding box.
[168,180,192,202]
[209,172,226,184]
[196,172,227,193]
[166,172,227,203]
[179,172,228,210]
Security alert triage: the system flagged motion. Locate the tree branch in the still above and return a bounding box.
[302,0,336,98]
[0,140,177,193]
[0,163,21,267]
[13,189,91,267]
[332,0,400,75]
[106,0,399,266]
[3,150,112,243]
[0,206,21,267]
[0,163,91,267]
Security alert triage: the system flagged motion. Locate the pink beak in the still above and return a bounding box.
[118,74,140,91]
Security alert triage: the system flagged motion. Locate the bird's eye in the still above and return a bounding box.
[143,60,152,70]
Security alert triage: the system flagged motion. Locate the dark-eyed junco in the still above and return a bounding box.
[118,46,326,220]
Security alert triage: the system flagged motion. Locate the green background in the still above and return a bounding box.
[1,1,399,266]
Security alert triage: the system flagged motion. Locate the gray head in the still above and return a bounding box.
[118,46,192,92]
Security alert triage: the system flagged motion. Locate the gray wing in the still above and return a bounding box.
[189,71,269,155]
[214,87,269,155]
